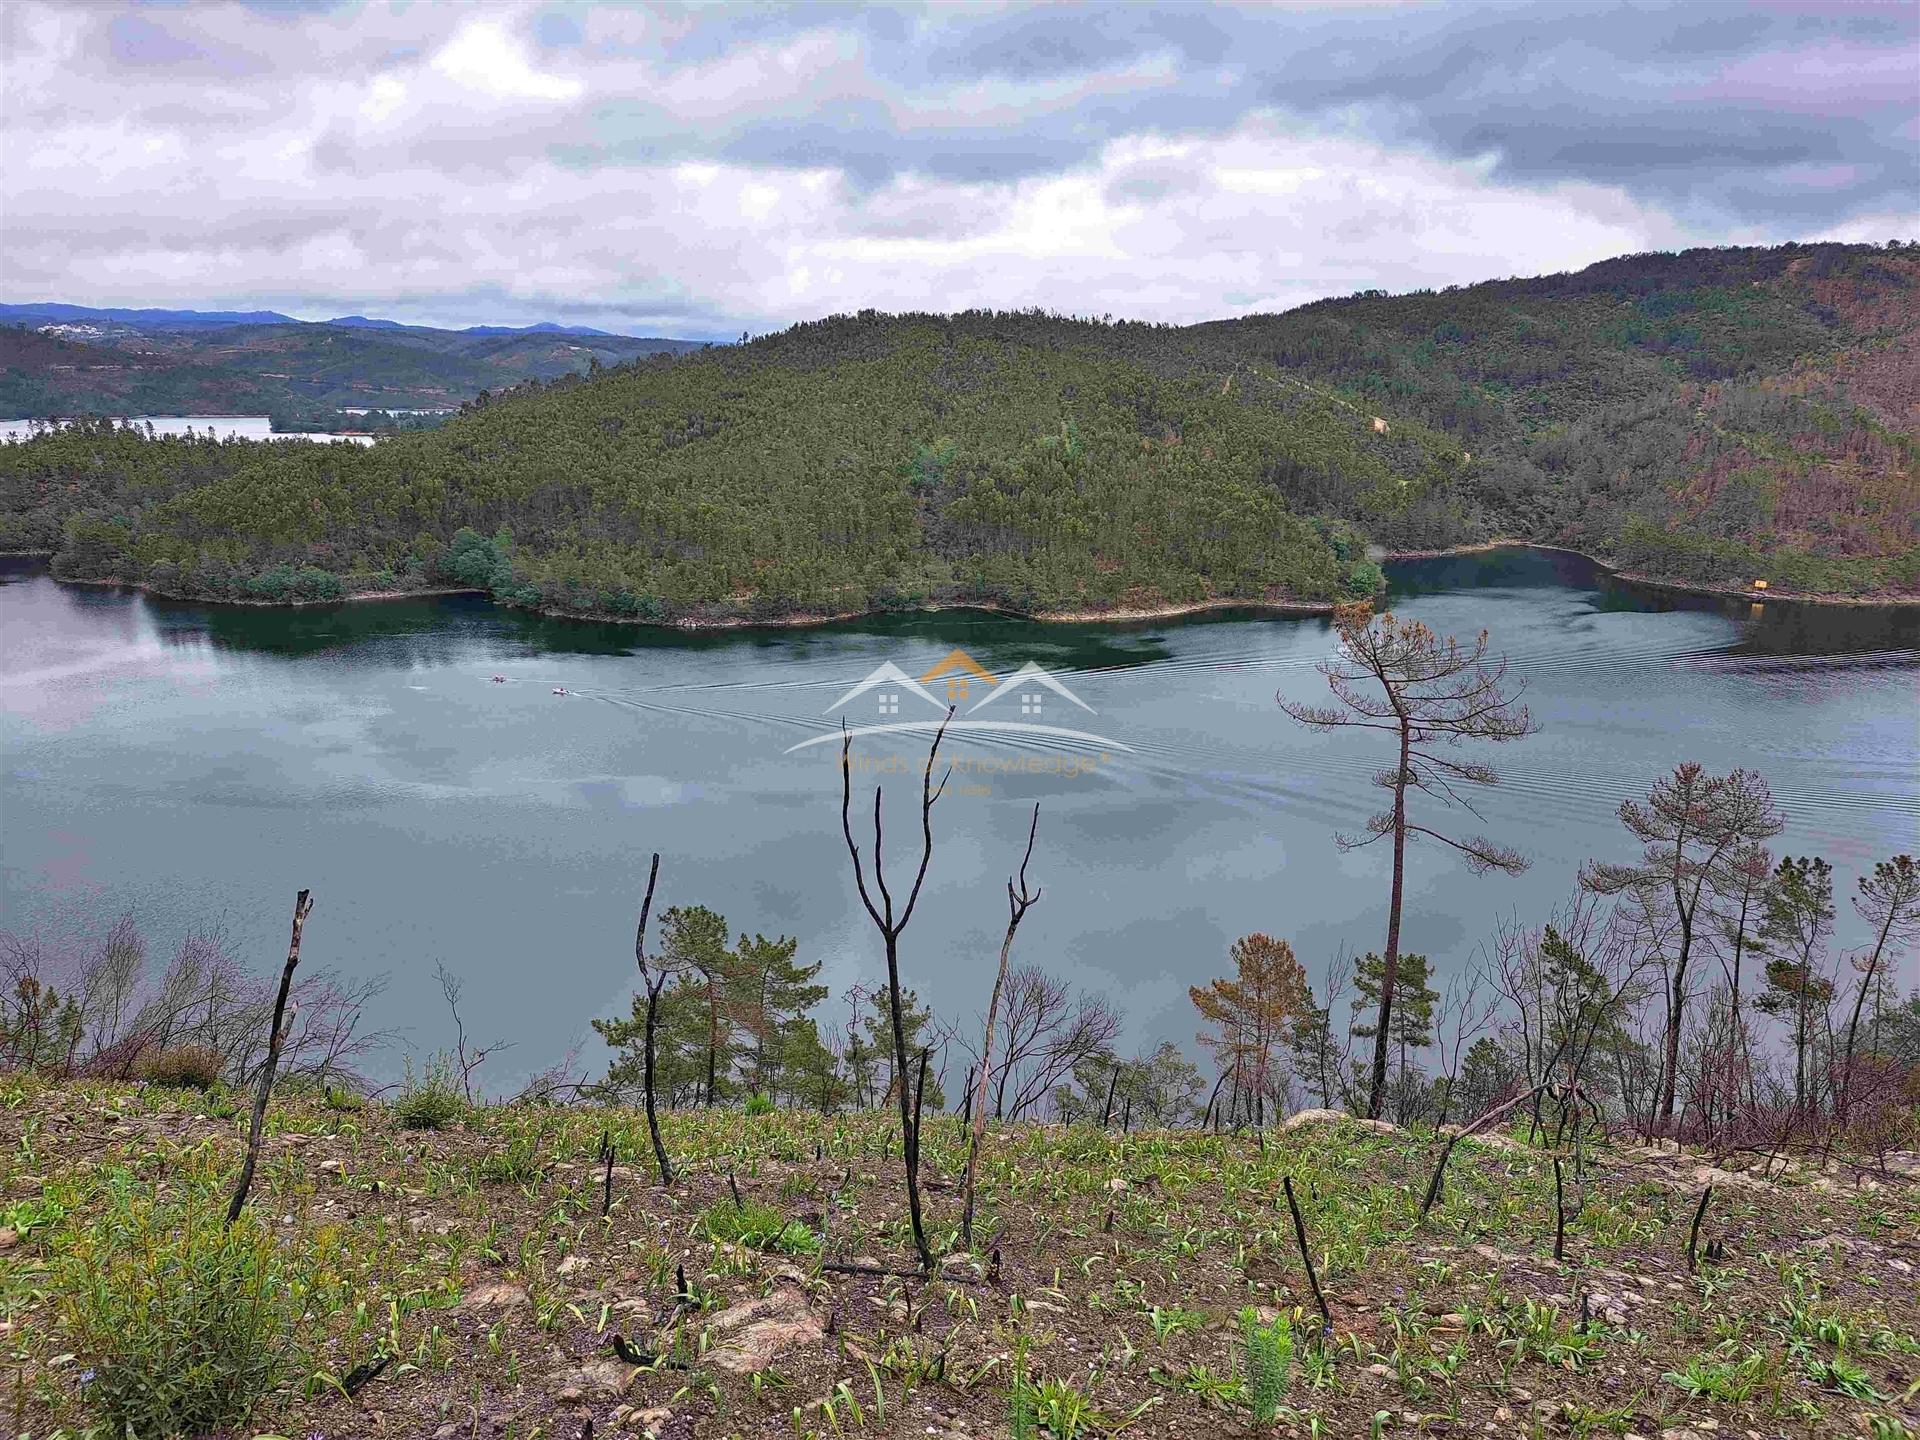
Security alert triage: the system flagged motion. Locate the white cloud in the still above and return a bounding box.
[0,1,1907,335]
[431,19,582,103]
[360,75,407,124]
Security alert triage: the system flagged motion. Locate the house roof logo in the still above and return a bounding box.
[791,647,1124,753]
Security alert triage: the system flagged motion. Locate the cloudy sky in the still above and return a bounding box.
[3,1,1915,338]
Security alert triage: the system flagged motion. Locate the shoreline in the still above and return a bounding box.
[1376,539,1920,609]
[8,542,1916,629]
[629,594,1345,631]
[0,555,1347,628]
[14,565,490,609]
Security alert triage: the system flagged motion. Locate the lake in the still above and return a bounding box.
[0,415,377,445]
[2,548,1914,1093]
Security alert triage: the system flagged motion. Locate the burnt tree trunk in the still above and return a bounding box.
[227,889,313,1228]
[633,853,672,1186]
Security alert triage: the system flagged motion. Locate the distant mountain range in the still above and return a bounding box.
[2,303,633,338]
[3,303,302,331]
[0,303,708,422]
[325,316,616,337]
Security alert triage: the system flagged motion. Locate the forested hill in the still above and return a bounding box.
[2,242,1914,619]
[0,312,704,429]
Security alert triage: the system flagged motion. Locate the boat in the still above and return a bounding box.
[552,686,568,695]
[491,675,506,683]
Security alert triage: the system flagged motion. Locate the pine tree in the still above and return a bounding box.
[863,987,945,1109]
[730,931,826,1099]
[1190,934,1310,1127]
[841,986,879,1109]
[593,977,710,1107]
[1283,988,1343,1110]
[778,1016,845,1112]
[1838,855,1920,1122]
[1755,856,1836,1119]
[1282,605,1536,1118]
[1583,764,1783,1123]
[657,905,737,1105]
[1351,951,1438,1087]
[1455,1035,1521,1120]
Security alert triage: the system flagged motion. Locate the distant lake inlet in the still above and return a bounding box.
[0,415,376,445]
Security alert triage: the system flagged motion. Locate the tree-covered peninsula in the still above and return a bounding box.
[3,241,1913,621]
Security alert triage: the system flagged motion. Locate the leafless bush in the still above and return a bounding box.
[0,914,390,1087]
[988,965,1121,1122]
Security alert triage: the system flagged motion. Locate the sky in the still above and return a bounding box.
[3,0,1916,339]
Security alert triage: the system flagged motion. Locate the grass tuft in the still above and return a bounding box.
[135,1043,225,1090]
[392,1053,465,1130]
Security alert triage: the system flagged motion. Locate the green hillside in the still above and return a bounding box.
[3,242,1914,618]
[1208,242,1920,594]
[0,327,286,421]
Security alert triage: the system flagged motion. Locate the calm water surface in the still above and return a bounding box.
[3,549,1915,1088]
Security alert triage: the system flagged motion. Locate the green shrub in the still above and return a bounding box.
[137,1044,225,1090]
[477,1128,547,1185]
[1239,1306,1294,1424]
[323,1082,365,1112]
[59,1192,299,1437]
[1346,559,1385,596]
[393,1054,464,1130]
[698,1198,819,1254]
[744,1092,775,1117]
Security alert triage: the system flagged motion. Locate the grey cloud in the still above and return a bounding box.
[52,1,1920,228]
[631,0,1917,226]
[1243,4,1918,224]
[4,0,1913,337]
[107,11,274,74]
[532,8,584,51]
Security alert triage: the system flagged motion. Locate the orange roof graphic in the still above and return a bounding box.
[918,648,997,689]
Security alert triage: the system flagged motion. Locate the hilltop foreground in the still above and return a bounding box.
[1,242,1915,619]
[6,1080,1916,1438]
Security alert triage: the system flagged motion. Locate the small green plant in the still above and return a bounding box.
[1008,1335,1037,1440]
[1148,1304,1206,1343]
[1663,1349,1768,1402]
[1239,1306,1294,1424]
[1180,1362,1242,1406]
[323,1082,365,1112]
[393,1054,465,1130]
[58,1190,300,1437]
[745,1092,775,1116]
[136,1043,226,1090]
[0,1193,66,1239]
[699,1198,819,1254]
[1030,1375,1100,1437]
[478,1129,546,1185]
[1808,1352,1881,1400]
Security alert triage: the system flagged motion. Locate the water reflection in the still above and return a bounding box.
[2,549,1913,1086]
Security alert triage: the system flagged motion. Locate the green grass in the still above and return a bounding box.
[698,1197,821,1254]
[392,1053,465,1130]
[4,1074,1914,1439]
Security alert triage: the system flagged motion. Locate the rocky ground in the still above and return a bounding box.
[3,1078,1916,1438]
